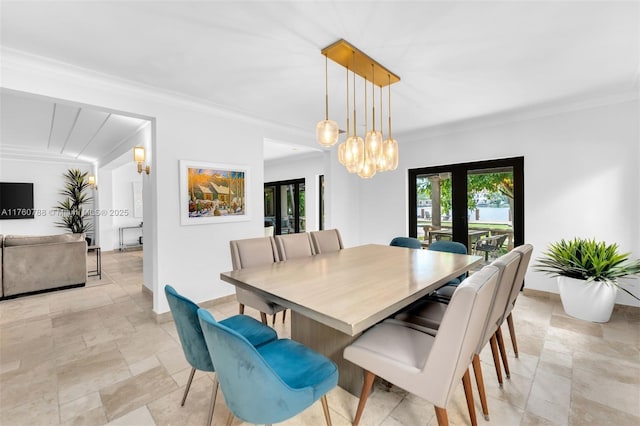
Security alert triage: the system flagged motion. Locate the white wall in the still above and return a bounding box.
[264,152,325,232]
[356,99,640,306]
[95,161,143,251]
[0,157,95,236]
[1,48,309,314]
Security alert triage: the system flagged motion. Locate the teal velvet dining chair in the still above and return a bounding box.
[389,236,423,249]
[428,240,469,298]
[164,285,277,426]
[197,308,339,426]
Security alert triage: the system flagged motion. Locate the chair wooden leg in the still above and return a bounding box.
[506,313,519,358]
[353,370,376,426]
[260,312,267,325]
[181,367,196,406]
[489,335,503,386]
[282,309,287,324]
[462,369,478,426]
[320,395,332,426]
[225,411,234,426]
[472,354,489,421]
[238,303,244,315]
[207,377,218,426]
[272,313,276,326]
[434,406,449,426]
[496,327,511,379]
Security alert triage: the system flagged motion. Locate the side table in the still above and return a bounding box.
[88,245,102,279]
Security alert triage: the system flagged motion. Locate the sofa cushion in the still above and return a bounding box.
[3,233,84,247]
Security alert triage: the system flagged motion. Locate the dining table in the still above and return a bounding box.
[220,243,482,396]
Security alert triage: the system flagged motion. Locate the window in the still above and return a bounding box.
[409,157,524,261]
[264,178,306,235]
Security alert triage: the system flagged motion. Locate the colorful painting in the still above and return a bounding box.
[180,160,250,225]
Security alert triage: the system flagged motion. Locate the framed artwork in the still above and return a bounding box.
[180,160,250,225]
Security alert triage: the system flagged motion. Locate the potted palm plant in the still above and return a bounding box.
[55,169,93,242]
[535,238,640,322]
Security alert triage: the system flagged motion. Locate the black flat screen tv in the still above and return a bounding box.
[0,182,35,219]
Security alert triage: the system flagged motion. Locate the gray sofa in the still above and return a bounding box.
[1,233,87,299]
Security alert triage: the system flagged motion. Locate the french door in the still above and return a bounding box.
[264,178,305,235]
[409,157,524,258]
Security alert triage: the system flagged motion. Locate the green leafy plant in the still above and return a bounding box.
[55,169,93,234]
[535,238,640,300]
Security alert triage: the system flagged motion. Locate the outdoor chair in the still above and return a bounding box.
[198,309,338,426]
[474,234,508,261]
[164,285,277,426]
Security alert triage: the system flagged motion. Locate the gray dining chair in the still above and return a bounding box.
[229,236,286,326]
[395,250,521,420]
[271,232,316,325]
[310,229,344,254]
[344,265,500,426]
[275,232,315,261]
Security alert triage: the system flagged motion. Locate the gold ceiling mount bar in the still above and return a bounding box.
[321,39,400,87]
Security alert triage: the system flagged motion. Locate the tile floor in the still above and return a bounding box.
[1,250,639,426]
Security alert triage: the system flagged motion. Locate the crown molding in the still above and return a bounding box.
[0,145,94,166]
[0,47,310,137]
[398,84,639,144]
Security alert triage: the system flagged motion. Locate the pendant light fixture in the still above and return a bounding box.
[338,65,350,166]
[375,85,390,171]
[345,58,364,174]
[359,72,377,179]
[381,73,399,171]
[318,39,400,178]
[316,54,339,147]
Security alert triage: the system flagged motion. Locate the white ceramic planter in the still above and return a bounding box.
[557,276,617,323]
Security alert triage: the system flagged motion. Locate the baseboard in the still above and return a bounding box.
[523,287,639,313]
[0,282,86,301]
[522,288,561,301]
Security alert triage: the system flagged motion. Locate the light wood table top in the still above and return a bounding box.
[220,244,482,336]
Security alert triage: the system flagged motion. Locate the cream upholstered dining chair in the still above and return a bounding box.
[229,236,286,326]
[344,265,500,426]
[275,232,315,261]
[395,250,521,421]
[500,244,533,358]
[271,233,316,325]
[310,229,344,254]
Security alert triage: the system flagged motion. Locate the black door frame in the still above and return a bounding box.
[264,178,305,235]
[408,156,524,250]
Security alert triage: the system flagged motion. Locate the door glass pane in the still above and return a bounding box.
[264,186,275,229]
[416,172,452,245]
[298,183,306,232]
[280,185,294,234]
[467,167,514,263]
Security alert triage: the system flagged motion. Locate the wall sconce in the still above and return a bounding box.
[88,175,98,190]
[134,146,150,175]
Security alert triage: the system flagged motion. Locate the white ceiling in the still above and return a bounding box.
[1,1,638,161]
[0,90,149,164]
